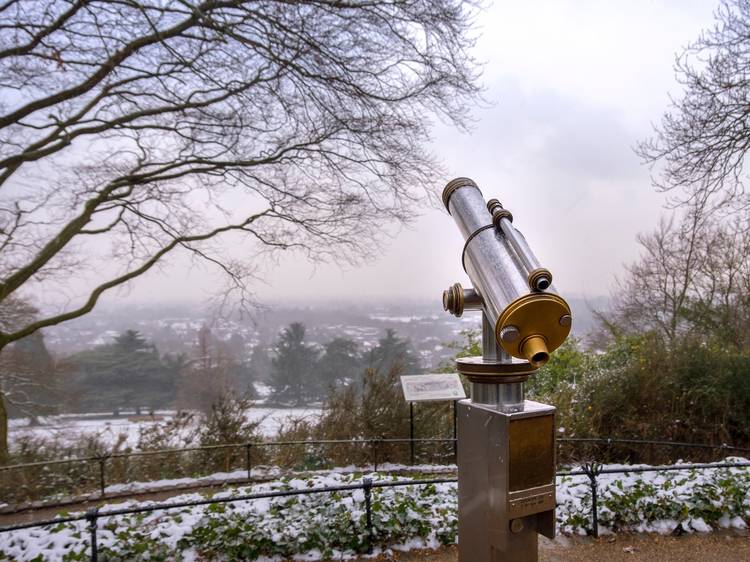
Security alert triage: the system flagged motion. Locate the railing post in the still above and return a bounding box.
[245,443,252,480]
[409,402,415,466]
[363,477,374,554]
[98,458,106,498]
[452,400,458,462]
[583,462,602,538]
[85,507,99,562]
[591,472,599,538]
[372,438,381,471]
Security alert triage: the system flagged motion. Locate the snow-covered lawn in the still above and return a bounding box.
[2,459,749,561]
[8,406,322,449]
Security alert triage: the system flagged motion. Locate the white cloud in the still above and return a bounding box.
[112,0,718,305]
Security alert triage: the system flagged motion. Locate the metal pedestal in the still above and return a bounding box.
[458,398,555,562]
[456,315,556,562]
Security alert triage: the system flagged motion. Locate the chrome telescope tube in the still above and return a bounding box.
[487,199,551,291]
[442,178,572,367]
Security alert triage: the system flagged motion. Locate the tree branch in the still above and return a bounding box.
[0,208,276,346]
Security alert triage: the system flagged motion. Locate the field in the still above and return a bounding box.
[8,406,322,450]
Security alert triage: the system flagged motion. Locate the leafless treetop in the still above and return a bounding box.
[0,0,481,345]
[638,0,750,214]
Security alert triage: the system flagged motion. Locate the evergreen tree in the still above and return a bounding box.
[366,329,421,377]
[315,338,360,397]
[113,330,153,355]
[64,330,176,412]
[226,332,246,358]
[269,323,319,405]
[112,331,166,412]
[248,343,271,383]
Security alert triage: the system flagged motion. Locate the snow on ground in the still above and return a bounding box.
[9,413,167,449]
[253,381,273,398]
[2,460,750,561]
[102,463,456,496]
[246,407,321,436]
[1,471,454,561]
[8,407,322,450]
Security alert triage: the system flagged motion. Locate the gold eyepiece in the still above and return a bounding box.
[520,335,550,368]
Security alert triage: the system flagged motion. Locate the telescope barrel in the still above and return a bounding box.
[442,178,493,239]
[442,178,572,367]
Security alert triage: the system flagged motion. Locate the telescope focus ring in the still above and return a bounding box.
[528,268,553,292]
[442,282,465,317]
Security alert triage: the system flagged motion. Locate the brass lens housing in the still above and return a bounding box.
[495,293,571,366]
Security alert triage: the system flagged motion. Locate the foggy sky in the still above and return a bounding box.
[113,0,716,307]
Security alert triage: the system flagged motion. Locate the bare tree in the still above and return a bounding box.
[177,324,238,414]
[602,208,750,350]
[638,0,750,214]
[602,209,705,345]
[0,1,480,460]
[0,297,57,462]
[683,216,750,350]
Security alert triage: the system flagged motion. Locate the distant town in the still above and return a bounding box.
[41,296,604,370]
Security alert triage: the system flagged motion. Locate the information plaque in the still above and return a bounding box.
[400,373,466,402]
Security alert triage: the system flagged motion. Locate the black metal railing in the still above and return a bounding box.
[0,436,457,506]
[3,460,750,561]
[3,435,750,508]
[0,476,457,561]
[559,460,750,537]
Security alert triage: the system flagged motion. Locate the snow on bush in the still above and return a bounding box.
[1,473,457,561]
[2,460,750,561]
[557,458,750,535]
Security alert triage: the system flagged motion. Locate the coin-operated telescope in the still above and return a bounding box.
[441,177,572,562]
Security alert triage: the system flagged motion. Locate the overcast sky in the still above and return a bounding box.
[116,0,717,307]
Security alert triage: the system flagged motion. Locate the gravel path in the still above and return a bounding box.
[349,531,750,561]
[540,532,750,561]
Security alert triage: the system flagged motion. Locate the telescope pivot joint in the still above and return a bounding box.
[442,282,464,317]
[443,282,482,317]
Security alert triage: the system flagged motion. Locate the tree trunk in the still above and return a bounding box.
[0,388,8,465]
[0,339,10,464]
